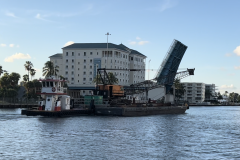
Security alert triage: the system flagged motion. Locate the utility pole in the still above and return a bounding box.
[148,59,151,80]
[105,32,111,68]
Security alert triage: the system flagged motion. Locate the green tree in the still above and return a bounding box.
[0,73,10,88]
[225,91,228,96]
[6,88,18,98]
[205,89,213,100]
[30,69,36,80]
[42,61,59,77]
[0,66,3,77]
[23,74,29,83]
[217,92,223,100]
[9,72,21,86]
[24,61,33,82]
[174,78,185,101]
[93,72,118,84]
[228,92,238,102]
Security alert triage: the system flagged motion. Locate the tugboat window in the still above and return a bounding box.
[50,82,53,87]
[46,82,49,87]
[42,82,46,87]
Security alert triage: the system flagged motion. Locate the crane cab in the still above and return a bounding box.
[95,85,124,99]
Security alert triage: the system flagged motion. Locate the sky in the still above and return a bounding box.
[0,0,240,94]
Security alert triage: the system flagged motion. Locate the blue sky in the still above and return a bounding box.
[1,0,240,94]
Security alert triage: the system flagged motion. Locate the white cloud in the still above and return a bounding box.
[5,11,17,18]
[35,13,52,22]
[220,84,236,90]
[138,41,149,45]
[9,44,14,47]
[234,66,240,70]
[16,45,20,47]
[64,41,74,47]
[0,44,6,47]
[234,45,240,56]
[136,37,141,40]
[129,40,149,46]
[4,53,31,62]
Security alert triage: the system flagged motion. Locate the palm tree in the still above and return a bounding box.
[0,66,3,77]
[174,78,185,101]
[30,69,36,80]
[24,61,33,82]
[42,61,59,77]
[23,74,29,83]
[9,72,21,86]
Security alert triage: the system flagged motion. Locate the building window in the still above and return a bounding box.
[78,62,80,64]
[72,59,74,62]
[84,52,86,56]
[90,52,92,55]
[65,71,68,75]
[90,59,92,63]
[78,53,80,56]
[72,52,74,56]
[83,78,86,81]
[71,78,74,81]
[78,74,79,76]
[89,78,92,81]
[66,65,68,69]
[84,59,86,63]
[66,52,68,56]
[72,71,74,75]
[78,68,79,70]
[78,80,79,82]
[83,72,86,75]
[97,52,98,55]
[66,59,68,63]
[90,72,92,75]
[72,65,74,69]
[90,66,92,69]
[84,66,86,69]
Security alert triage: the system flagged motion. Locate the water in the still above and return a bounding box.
[0,107,240,159]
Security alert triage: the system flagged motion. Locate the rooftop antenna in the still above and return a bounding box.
[105,32,111,68]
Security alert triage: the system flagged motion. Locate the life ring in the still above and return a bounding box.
[52,87,56,92]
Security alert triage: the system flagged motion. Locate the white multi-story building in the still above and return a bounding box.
[49,43,146,97]
[181,82,216,104]
[181,82,205,104]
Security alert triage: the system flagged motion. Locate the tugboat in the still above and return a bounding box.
[21,76,92,117]
[38,75,70,111]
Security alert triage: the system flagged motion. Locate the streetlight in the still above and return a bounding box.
[105,32,111,68]
[148,59,151,80]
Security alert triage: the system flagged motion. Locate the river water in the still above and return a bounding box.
[0,106,240,159]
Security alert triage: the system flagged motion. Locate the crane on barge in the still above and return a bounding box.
[95,39,194,103]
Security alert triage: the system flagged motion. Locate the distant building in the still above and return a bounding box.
[181,82,216,104]
[181,82,205,103]
[49,43,146,97]
[205,84,216,101]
